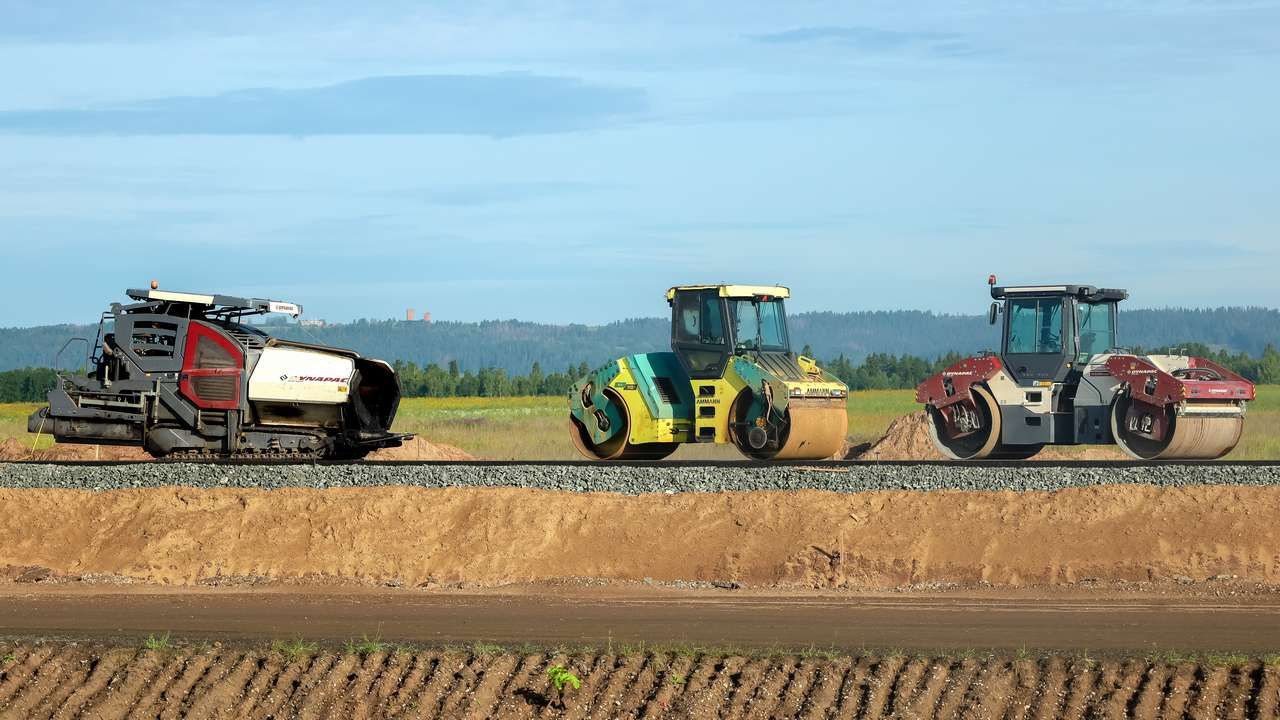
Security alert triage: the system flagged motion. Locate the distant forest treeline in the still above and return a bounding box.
[2,306,1279,375]
[3,342,1277,403]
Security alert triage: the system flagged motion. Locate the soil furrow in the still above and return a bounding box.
[335,651,391,720]
[0,647,78,720]
[488,652,547,720]
[1217,662,1257,720]
[640,654,695,720]
[1000,658,1041,720]
[743,656,799,720]
[464,653,521,720]
[1030,657,1068,720]
[228,655,281,719]
[773,658,820,719]
[49,648,134,720]
[175,652,242,719]
[613,653,663,718]
[0,645,55,709]
[383,653,437,717]
[532,652,574,720]
[246,652,327,720]
[1183,664,1230,720]
[1056,658,1098,720]
[296,652,361,720]
[155,652,216,720]
[883,657,927,717]
[897,657,952,719]
[184,652,261,720]
[684,656,749,720]
[80,649,167,719]
[27,648,96,720]
[1127,662,1170,720]
[960,658,1015,720]
[932,658,982,720]
[721,657,771,720]
[435,653,500,719]
[367,650,414,709]
[555,653,609,720]
[831,656,878,720]
[583,653,648,720]
[401,651,470,719]
[0,645,37,705]
[798,657,852,720]
[1254,662,1280,719]
[1155,662,1198,720]
[1094,659,1146,720]
[861,655,908,719]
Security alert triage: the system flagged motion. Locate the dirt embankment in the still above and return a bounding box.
[843,411,1128,461]
[2,484,1276,588]
[0,642,1274,720]
[0,437,474,462]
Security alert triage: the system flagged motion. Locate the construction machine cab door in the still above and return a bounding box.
[670,289,731,379]
[1002,293,1075,384]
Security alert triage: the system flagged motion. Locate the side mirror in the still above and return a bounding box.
[988,302,1000,325]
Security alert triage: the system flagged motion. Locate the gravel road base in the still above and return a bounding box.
[2,461,1279,494]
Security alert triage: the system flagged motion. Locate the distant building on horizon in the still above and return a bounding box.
[300,319,326,328]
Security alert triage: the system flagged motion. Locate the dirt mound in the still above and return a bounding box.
[365,436,476,461]
[0,438,152,462]
[0,436,474,462]
[845,411,1128,461]
[2,484,1277,588]
[0,643,1272,719]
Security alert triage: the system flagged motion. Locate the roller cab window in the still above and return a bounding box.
[671,290,730,379]
[1002,295,1074,383]
[728,298,790,353]
[1075,301,1116,364]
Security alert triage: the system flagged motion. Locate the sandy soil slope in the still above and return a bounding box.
[0,436,474,462]
[843,411,1129,461]
[0,642,1275,719]
[1,484,1276,588]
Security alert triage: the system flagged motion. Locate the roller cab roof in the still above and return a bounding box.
[666,285,790,300]
[991,285,1127,303]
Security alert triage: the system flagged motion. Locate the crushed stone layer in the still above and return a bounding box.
[0,643,1275,720]
[2,461,1279,494]
[3,484,1280,587]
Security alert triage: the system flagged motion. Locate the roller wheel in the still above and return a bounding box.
[926,385,1003,460]
[1111,394,1243,460]
[569,388,679,461]
[728,391,847,461]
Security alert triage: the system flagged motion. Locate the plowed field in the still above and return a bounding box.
[1,643,1276,719]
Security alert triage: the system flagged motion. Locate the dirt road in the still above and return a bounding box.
[3,586,1279,653]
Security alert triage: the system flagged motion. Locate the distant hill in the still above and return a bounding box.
[2,307,1277,373]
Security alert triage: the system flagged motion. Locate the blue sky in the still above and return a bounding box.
[1,1,1277,326]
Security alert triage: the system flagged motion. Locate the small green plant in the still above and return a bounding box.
[1261,653,1280,667]
[345,634,389,656]
[2,653,15,664]
[546,664,582,709]
[667,672,686,687]
[271,638,318,663]
[143,633,172,651]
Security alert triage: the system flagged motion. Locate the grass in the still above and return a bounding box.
[271,638,319,662]
[1,385,1276,460]
[142,633,172,651]
[344,634,389,656]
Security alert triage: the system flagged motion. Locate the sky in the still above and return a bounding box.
[1,0,1277,326]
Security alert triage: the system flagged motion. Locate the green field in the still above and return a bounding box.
[3,386,1276,460]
